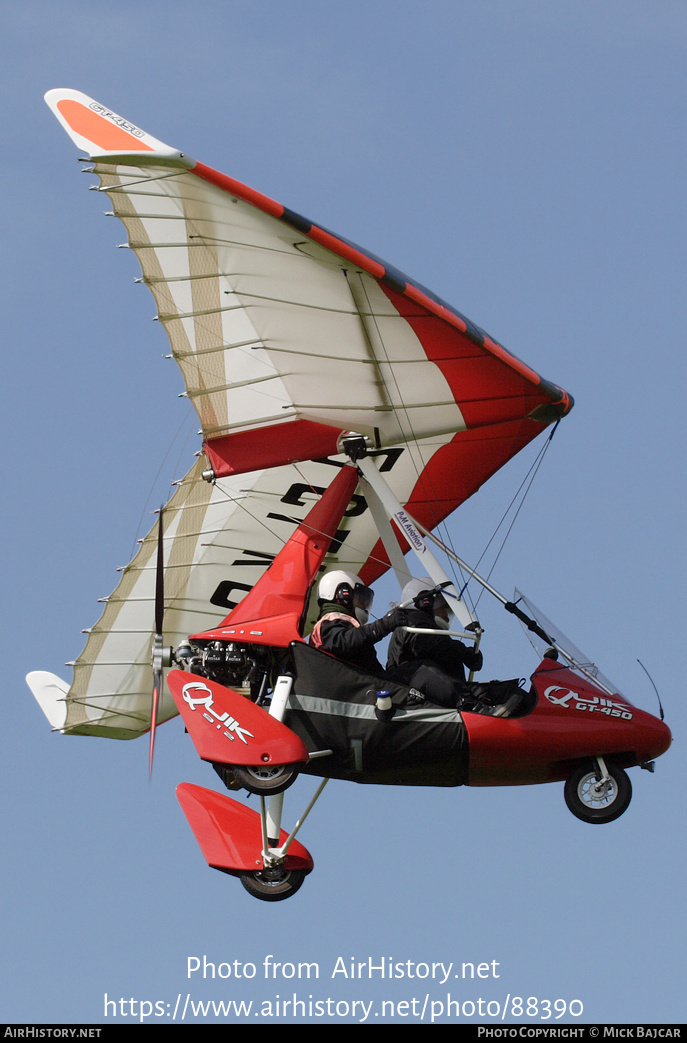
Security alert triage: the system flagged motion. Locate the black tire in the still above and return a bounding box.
[564,761,632,824]
[240,866,306,902]
[232,762,299,795]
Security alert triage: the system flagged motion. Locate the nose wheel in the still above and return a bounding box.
[565,759,632,823]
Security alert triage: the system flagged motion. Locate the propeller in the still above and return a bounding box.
[149,506,165,775]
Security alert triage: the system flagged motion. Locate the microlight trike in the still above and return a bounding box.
[27,90,671,902]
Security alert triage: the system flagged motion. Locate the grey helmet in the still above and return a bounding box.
[401,576,452,630]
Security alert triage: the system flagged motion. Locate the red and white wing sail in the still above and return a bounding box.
[30,90,572,738]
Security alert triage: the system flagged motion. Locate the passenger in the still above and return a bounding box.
[309,570,407,676]
[386,577,485,709]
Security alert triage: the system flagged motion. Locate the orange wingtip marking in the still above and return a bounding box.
[57,99,154,153]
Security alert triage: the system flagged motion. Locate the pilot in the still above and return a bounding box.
[309,570,407,676]
[386,577,484,708]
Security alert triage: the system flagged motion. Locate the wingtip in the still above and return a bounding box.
[26,670,69,731]
[44,88,194,168]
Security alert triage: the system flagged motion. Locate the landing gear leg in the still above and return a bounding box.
[239,779,329,902]
[266,792,284,847]
[230,676,302,795]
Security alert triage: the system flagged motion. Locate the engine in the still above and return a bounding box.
[173,638,267,695]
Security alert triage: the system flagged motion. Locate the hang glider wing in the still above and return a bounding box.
[34,89,573,739]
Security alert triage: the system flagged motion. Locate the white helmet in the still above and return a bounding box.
[317,570,374,623]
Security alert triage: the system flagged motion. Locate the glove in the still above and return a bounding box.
[370,606,408,639]
[466,648,483,672]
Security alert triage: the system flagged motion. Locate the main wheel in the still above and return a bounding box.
[564,761,632,824]
[232,762,299,795]
[240,866,306,902]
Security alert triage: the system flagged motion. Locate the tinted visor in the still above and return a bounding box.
[432,592,452,620]
[353,585,374,612]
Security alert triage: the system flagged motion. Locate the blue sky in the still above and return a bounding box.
[2,0,686,1025]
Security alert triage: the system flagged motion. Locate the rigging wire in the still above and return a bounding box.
[468,421,560,610]
[128,408,197,562]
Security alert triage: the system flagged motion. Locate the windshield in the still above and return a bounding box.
[513,589,621,696]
